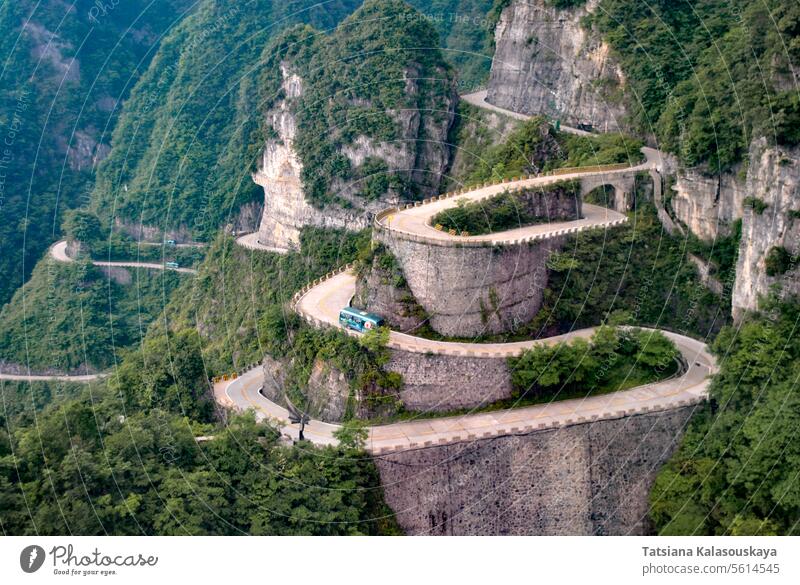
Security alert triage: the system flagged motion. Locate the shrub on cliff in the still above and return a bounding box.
[432,180,580,235]
[590,0,800,171]
[509,326,679,399]
[528,203,728,339]
[460,117,643,185]
[262,0,456,207]
[765,246,794,277]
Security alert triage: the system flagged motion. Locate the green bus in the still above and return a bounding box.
[338,307,385,333]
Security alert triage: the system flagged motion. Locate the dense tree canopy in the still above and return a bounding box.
[0,398,397,535]
[590,0,800,171]
[0,0,194,306]
[651,299,800,535]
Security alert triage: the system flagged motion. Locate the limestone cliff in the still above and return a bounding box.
[255,2,457,249]
[732,138,800,319]
[668,166,746,242]
[261,353,350,422]
[255,65,326,250]
[486,0,627,132]
[255,64,456,249]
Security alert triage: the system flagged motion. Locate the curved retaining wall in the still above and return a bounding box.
[375,227,566,337]
[369,173,628,337]
[374,406,695,535]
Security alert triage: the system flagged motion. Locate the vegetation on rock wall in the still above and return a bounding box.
[263,0,455,207]
[651,299,800,535]
[529,204,729,340]
[89,0,495,240]
[444,101,522,189]
[589,0,800,171]
[432,180,580,235]
[458,117,644,184]
[91,0,363,239]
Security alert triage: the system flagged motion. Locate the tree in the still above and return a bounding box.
[63,210,103,246]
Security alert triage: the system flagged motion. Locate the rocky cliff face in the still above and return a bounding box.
[732,138,800,319]
[262,354,350,422]
[354,253,427,334]
[486,0,627,132]
[256,64,456,249]
[256,65,333,249]
[668,166,746,241]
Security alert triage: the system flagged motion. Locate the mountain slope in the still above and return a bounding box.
[90,0,495,241]
[0,0,194,306]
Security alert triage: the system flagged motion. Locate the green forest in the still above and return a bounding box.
[510,326,680,400]
[90,0,493,239]
[589,0,800,171]
[0,0,194,307]
[0,257,184,372]
[651,300,800,535]
[0,386,398,535]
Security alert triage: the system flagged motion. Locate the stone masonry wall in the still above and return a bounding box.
[374,406,695,535]
[375,231,564,337]
[387,348,512,412]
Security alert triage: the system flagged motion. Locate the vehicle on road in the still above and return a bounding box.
[165,261,180,269]
[339,307,385,333]
[166,239,177,246]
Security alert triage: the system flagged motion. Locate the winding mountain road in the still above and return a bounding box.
[214,138,715,454]
[0,240,198,382]
[374,145,661,247]
[50,240,198,274]
[461,90,594,137]
[218,325,715,454]
[0,371,106,382]
[235,232,289,254]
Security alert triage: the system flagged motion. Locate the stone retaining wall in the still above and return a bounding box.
[375,229,565,337]
[387,348,512,411]
[374,406,695,535]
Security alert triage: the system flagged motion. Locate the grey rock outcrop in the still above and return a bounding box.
[354,253,427,334]
[306,359,350,422]
[486,0,627,132]
[262,355,350,423]
[262,354,289,405]
[668,167,746,242]
[732,138,800,319]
